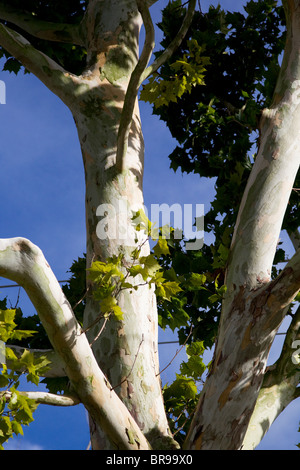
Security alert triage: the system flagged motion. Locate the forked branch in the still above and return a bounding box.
[116,0,196,172]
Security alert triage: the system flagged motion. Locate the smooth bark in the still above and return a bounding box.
[242,304,300,449]
[0,0,196,450]
[184,0,300,450]
[0,237,151,450]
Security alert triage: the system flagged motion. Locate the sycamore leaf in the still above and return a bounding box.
[139,255,161,278]
[187,272,207,290]
[11,420,23,436]
[131,209,153,236]
[180,356,206,381]
[112,305,124,321]
[153,238,170,257]
[164,374,198,400]
[156,281,182,301]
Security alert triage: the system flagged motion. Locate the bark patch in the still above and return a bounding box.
[218,370,242,410]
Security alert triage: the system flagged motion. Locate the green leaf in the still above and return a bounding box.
[131,209,153,236]
[153,238,170,257]
[164,374,198,400]
[156,281,182,301]
[111,304,124,321]
[11,420,23,436]
[187,273,207,290]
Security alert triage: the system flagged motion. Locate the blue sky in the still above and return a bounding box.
[0,0,299,451]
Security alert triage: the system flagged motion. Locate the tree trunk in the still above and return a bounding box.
[242,304,300,449]
[184,0,300,450]
[70,0,175,449]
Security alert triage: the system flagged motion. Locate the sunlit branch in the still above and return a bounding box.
[2,390,80,407]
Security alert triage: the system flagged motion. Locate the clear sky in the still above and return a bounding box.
[0,0,299,451]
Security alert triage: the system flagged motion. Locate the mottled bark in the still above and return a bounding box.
[184,0,300,450]
[242,304,300,449]
[0,237,150,450]
[68,0,176,449]
[0,0,199,450]
[0,0,178,449]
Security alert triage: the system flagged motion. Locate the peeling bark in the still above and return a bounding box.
[0,0,197,450]
[68,0,176,449]
[184,0,300,450]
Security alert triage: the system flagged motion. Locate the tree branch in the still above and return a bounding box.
[0,23,82,108]
[0,4,85,45]
[242,305,300,449]
[116,0,196,173]
[2,390,80,407]
[116,0,155,172]
[141,0,196,81]
[0,237,151,450]
[272,303,300,378]
[266,247,300,309]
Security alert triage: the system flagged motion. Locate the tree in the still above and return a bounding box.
[0,0,299,451]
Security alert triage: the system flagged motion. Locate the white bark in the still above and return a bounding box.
[2,390,81,407]
[184,0,300,450]
[0,237,150,450]
[242,304,300,449]
[0,0,198,450]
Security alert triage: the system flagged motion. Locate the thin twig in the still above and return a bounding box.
[72,285,90,311]
[13,287,21,309]
[110,334,145,391]
[156,325,193,377]
[116,0,155,172]
[89,316,109,347]
[140,0,196,82]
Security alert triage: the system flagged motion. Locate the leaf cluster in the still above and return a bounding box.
[163,342,208,445]
[0,308,49,449]
[140,38,210,108]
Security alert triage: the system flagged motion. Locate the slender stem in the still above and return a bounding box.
[141,0,196,82]
[116,0,196,173]
[116,0,155,172]
[156,325,193,377]
[110,334,144,391]
[2,390,80,406]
